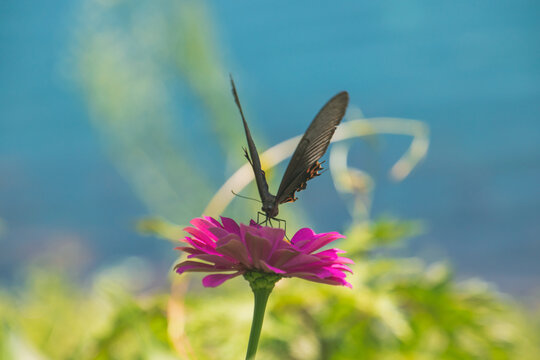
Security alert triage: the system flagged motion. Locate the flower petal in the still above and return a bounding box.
[175,246,206,256]
[190,254,237,267]
[175,216,353,288]
[215,235,251,265]
[244,230,273,265]
[202,272,243,287]
[220,216,241,235]
[175,260,232,274]
[190,217,218,231]
[249,220,261,228]
[207,226,231,239]
[280,253,321,270]
[183,227,216,248]
[203,216,222,227]
[268,249,298,268]
[290,228,316,247]
[257,260,286,274]
[299,232,345,253]
[295,274,352,287]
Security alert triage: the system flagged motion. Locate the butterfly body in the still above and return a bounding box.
[231,77,348,220]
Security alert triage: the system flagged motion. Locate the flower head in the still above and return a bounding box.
[175,216,353,288]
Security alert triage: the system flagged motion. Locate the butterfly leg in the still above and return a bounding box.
[281,219,290,241]
[266,217,279,229]
[257,215,288,239]
[271,217,289,240]
[257,212,268,226]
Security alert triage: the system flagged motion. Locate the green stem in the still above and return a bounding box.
[245,287,272,360]
[243,271,281,360]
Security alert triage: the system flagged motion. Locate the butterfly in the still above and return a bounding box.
[230,76,349,221]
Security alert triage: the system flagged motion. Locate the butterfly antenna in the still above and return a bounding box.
[231,190,262,203]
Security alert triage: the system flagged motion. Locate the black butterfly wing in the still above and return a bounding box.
[230,77,273,204]
[275,91,349,204]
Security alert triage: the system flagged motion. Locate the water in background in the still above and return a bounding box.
[1,0,539,295]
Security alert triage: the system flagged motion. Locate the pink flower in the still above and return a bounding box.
[175,216,353,288]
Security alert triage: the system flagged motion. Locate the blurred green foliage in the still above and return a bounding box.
[0,261,176,359]
[1,219,539,359]
[179,220,540,360]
